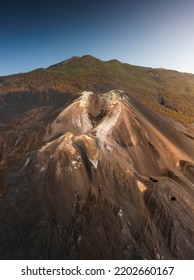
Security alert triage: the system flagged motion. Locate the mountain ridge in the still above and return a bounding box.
[48,56,80,68]
[0,55,194,124]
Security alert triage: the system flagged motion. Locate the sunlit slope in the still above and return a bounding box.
[0,91,194,259]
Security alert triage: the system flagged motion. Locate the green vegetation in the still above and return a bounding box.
[0,55,194,123]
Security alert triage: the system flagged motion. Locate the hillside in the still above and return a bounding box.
[0,55,194,123]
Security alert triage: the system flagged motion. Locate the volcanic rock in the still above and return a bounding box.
[0,90,194,259]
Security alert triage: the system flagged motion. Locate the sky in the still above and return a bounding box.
[1,0,194,76]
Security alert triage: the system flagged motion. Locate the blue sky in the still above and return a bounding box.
[1,0,194,75]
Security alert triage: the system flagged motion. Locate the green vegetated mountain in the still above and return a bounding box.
[1,55,194,123]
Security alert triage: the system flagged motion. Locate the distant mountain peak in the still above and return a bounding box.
[48,56,80,68]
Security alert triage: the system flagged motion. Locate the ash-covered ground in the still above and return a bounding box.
[0,90,194,259]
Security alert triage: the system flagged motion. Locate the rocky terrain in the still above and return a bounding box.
[0,56,194,259]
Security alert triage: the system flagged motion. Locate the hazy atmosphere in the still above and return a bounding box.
[1,0,194,75]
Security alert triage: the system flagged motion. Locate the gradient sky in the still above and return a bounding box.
[1,0,194,76]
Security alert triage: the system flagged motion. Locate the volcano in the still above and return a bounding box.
[0,89,194,259]
[0,56,194,259]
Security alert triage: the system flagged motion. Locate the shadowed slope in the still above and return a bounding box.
[0,90,194,259]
